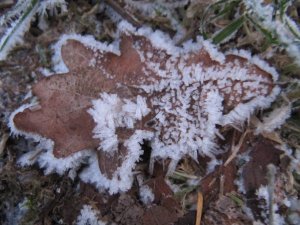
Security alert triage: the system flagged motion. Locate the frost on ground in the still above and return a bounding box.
[243,0,300,66]
[76,205,106,225]
[139,184,155,205]
[9,21,280,194]
[3,198,29,225]
[256,186,285,225]
[255,103,292,134]
[0,0,67,60]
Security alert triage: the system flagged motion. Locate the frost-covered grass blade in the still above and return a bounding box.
[0,0,38,60]
[212,15,245,44]
[0,0,67,60]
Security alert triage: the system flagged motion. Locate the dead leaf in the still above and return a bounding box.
[12,34,161,159]
[143,205,179,225]
[11,23,279,189]
[146,176,174,203]
[202,195,253,225]
[138,171,183,224]
[241,138,283,194]
[113,194,144,225]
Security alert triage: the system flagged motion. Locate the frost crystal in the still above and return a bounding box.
[88,93,150,153]
[76,205,106,225]
[139,184,155,205]
[255,103,291,133]
[80,131,153,194]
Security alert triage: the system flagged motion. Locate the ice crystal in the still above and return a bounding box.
[76,205,106,225]
[255,103,291,134]
[139,184,155,205]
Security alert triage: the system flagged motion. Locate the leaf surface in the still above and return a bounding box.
[12,24,279,187]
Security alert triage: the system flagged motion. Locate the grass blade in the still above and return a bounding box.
[212,15,245,44]
[0,0,38,60]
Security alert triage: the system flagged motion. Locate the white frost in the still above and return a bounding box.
[76,205,106,225]
[256,185,286,225]
[80,130,153,194]
[256,103,291,133]
[139,184,155,205]
[243,0,300,66]
[88,93,150,153]
[0,1,38,60]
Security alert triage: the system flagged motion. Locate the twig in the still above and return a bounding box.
[0,133,9,156]
[29,148,44,161]
[104,0,142,28]
[195,192,203,225]
[219,175,224,198]
[172,171,198,180]
[267,164,276,225]
[224,129,250,166]
[208,177,216,187]
[82,3,100,19]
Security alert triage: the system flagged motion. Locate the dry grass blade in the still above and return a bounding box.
[195,192,203,225]
[104,0,142,27]
[224,129,250,166]
[0,133,9,156]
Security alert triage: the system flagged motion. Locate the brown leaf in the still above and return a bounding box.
[112,194,144,225]
[13,34,160,158]
[146,176,174,202]
[11,24,279,190]
[143,205,179,225]
[13,70,101,157]
[202,195,253,225]
[241,138,283,194]
[142,175,183,223]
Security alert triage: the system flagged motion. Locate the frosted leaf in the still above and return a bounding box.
[10,21,279,193]
[80,131,153,194]
[88,93,150,155]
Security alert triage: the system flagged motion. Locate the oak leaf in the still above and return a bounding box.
[10,22,279,193]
